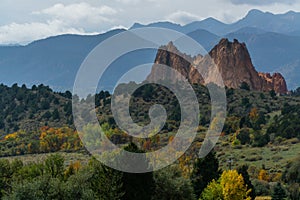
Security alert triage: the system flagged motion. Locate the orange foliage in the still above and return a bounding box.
[178,154,193,178]
[249,107,259,122]
[258,169,270,182]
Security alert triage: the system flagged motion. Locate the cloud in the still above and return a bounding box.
[0,2,121,44]
[0,20,88,45]
[1,0,300,44]
[230,0,296,5]
[116,0,161,4]
[116,0,141,4]
[166,11,202,24]
[33,3,117,30]
[109,25,128,30]
[38,3,117,17]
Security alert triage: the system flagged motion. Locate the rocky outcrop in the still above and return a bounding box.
[258,72,288,94]
[147,39,288,94]
[147,42,204,84]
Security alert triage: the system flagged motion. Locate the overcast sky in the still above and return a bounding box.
[0,0,299,44]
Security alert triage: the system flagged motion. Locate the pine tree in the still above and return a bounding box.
[191,151,220,198]
[121,143,155,200]
[237,165,255,199]
[271,182,286,200]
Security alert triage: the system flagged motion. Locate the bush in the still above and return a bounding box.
[245,156,263,162]
[240,82,250,91]
[152,165,196,200]
[44,154,64,179]
[287,183,300,200]
[252,133,270,147]
[252,179,270,196]
[271,182,287,200]
[237,128,251,145]
[283,156,300,184]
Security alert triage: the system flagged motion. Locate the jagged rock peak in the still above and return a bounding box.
[158,41,194,63]
[147,38,288,94]
[160,41,179,52]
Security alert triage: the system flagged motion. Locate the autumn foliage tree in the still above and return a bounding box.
[39,126,82,152]
[200,170,251,200]
[258,169,270,182]
[220,170,251,200]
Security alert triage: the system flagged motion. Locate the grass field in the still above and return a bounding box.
[1,135,299,176]
[217,137,300,173]
[0,151,90,166]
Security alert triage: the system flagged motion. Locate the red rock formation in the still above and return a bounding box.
[147,42,204,84]
[258,72,288,94]
[147,39,288,94]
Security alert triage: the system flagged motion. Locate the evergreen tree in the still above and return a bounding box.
[269,89,276,98]
[153,165,196,200]
[240,82,250,91]
[237,165,255,199]
[88,158,124,200]
[52,108,60,120]
[191,151,220,198]
[271,182,286,200]
[121,143,155,200]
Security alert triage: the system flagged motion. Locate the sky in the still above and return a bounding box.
[0,0,299,45]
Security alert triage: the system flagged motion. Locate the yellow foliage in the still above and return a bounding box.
[178,154,193,178]
[39,127,82,152]
[4,132,18,140]
[201,170,251,200]
[200,179,223,200]
[220,170,251,200]
[39,131,47,139]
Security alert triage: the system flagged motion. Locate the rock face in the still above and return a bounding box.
[258,72,288,94]
[148,42,204,85]
[147,39,288,94]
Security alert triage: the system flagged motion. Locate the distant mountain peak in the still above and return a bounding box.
[197,17,226,26]
[130,21,182,30]
[285,10,297,15]
[130,22,144,29]
[243,9,275,20]
[203,17,221,22]
[247,9,264,16]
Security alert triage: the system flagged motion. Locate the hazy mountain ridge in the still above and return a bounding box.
[0,9,300,90]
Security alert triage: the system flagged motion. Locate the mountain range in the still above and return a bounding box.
[0,9,300,91]
[132,9,300,36]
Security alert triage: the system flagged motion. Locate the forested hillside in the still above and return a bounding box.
[0,84,73,135]
[0,83,300,199]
